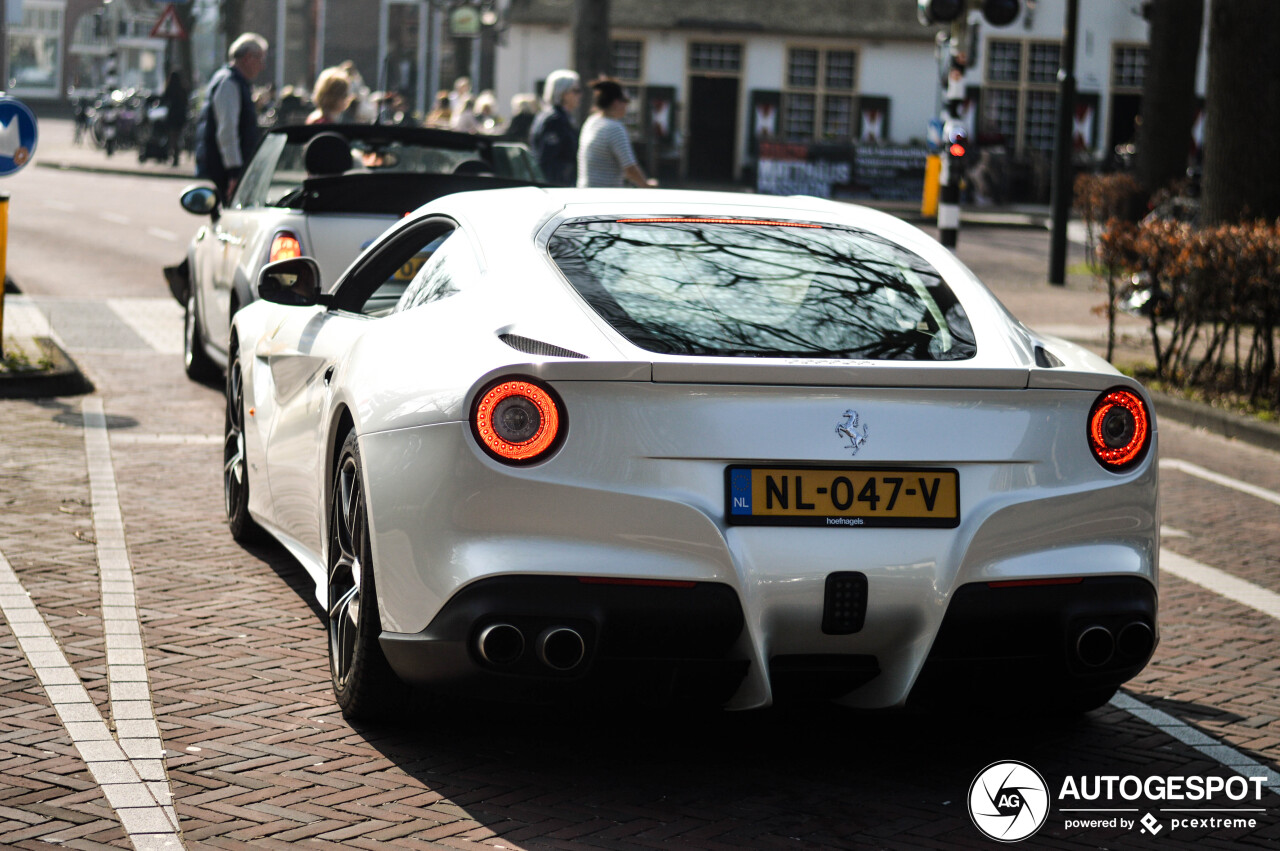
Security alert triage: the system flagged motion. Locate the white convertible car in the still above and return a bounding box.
[169,123,542,382]
[226,188,1158,720]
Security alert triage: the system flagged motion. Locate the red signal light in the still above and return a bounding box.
[472,378,564,464]
[1087,389,1151,471]
[948,142,967,158]
[269,231,302,262]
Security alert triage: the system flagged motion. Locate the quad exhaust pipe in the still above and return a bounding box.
[475,623,587,672]
[537,626,586,671]
[1073,620,1154,668]
[477,623,525,666]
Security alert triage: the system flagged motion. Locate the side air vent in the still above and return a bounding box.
[1035,345,1064,368]
[499,333,587,360]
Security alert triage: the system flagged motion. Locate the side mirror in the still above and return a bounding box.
[180,184,220,218]
[258,257,330,307]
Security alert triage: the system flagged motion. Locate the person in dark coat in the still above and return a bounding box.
[160,70,189,166]
[528,70,581,186]
[194,33,268,202]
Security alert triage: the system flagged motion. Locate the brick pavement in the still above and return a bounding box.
[2,128,1279,847]
[0,382,1278,848]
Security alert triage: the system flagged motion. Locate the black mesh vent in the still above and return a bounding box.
[499,333,587,359]
[822,572,868,635]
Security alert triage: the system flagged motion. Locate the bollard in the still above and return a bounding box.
[921,154,941,218]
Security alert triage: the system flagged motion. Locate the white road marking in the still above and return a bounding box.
[82,399,182,842]
[1161,458,1280,508]
[107,298,184,356]
[0,549,182,845]
[1111,692,1280,794]
[1161,548,1280,622]
[112,434,222,446]
[100,211,132,225]
[147,227,179,242]
[1160,526,1191,539]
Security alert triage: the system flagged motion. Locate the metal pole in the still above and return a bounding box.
[275,0,286,88]
[1048,0,1079,286]
[938,20,967,250]
[0,192,8,359]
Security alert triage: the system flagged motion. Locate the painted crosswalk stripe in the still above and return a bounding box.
[107,298,184,355]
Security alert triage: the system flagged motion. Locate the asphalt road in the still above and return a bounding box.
[0,161,1277,849]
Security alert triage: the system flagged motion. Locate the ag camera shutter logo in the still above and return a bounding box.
[969,761,1051,842]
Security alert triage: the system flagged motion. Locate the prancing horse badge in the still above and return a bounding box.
[835,410,869,456]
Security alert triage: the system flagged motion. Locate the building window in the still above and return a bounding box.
[612,40,643,82]
[610,40,645,135]
[788,48,818,88]
[983,38,1060,153]
[689,43,742,73]
[783,46,860,142]
[1113,45,1147,91]
[7,1,63,94]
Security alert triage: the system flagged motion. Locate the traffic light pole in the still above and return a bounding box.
[1048,0,1079,285]
[938,21,968,250]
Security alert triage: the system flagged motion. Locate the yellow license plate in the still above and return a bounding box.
[726,466,960,528]
[392,254,430,281]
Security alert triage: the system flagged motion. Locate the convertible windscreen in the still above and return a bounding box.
[548,218,976,361]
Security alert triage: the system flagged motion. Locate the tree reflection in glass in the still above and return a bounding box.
[549,219,976,360]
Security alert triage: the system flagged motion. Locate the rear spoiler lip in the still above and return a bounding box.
[473,359,1143,394]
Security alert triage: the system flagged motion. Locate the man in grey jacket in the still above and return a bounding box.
[195,33,268,203]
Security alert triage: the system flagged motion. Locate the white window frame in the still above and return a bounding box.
[782,44,859,143]
[984,38,1061,155]
[7,0,64,98]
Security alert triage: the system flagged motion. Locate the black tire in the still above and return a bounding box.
[328,431,408,719]
[183,287,220,383]
[224,342,265,543]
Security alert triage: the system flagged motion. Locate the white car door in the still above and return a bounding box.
[261,217,461,556]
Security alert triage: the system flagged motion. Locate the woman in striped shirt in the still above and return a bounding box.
[577,78,658,188]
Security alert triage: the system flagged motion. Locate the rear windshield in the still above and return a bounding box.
[547,218,976,361]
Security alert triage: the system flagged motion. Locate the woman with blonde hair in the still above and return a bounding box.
[307,66,353,125]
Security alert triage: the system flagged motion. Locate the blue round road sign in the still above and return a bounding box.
[0,96,39,176]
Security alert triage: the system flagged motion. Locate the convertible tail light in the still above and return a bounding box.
[1087,388,1151,471]
[472,378,564,464]
[269,231,303,263]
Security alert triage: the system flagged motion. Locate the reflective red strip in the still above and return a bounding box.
[615,217,822,228]
[987,577,1085,588]
[577,577,698,588]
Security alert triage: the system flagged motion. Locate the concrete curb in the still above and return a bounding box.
[1151,390,1280,455]
[0,337,94,399]
[37,159,195,181]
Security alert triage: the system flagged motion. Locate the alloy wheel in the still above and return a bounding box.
[328,454,364,689]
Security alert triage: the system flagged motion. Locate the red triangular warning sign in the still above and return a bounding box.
[151,4,188,40]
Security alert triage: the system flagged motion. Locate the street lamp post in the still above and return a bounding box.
[1048,0,1079,285]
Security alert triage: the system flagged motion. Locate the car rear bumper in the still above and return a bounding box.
[378,575,751,706]
[908,575,1158,708]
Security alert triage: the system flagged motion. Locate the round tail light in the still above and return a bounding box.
[472,378,564,464]
[1087,388,1151,471]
